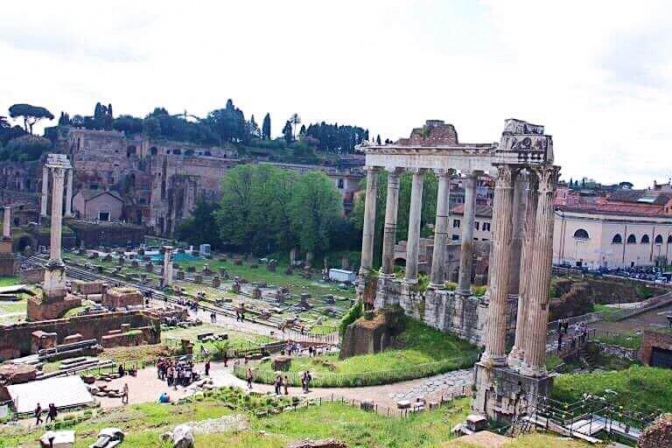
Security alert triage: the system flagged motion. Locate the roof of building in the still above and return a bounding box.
[608,189,672,205]
[76,189,123,202]
[450,204,493,218]
[558,202,670,218]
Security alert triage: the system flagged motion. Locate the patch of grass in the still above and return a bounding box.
[0,277,21,287]
[593,331,642,350]
[448,433,589,447]
[553,365,672,414]
[253,317,479,386]
[545,354,564,371]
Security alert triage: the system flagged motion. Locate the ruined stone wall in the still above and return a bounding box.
[638,330,672,366]
[0,310,161,360]
[67,221,146,247]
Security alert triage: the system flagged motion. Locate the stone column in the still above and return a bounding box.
[508,175,527,295]
[381,168,402,277]
[359,167,379,274]
[482,165,515,365]
[163,246,174,287]
[65,168,74,217]
[508,173,539,367]
[41,166,49,217]
[522,166,559,377]
[404,169,424,283]
[2,207,10,239]
[49,168,66,262]
[457,174,477,295]
[430,170,451,288]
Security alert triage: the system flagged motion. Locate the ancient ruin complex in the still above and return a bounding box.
[357,119,560,421]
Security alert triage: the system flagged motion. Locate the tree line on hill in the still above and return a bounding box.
[176,164,361,257]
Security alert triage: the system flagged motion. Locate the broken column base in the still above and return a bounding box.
[472,362,553,424]
[26,294,82,321]
[42,262,68,302]
[374,276,402,309]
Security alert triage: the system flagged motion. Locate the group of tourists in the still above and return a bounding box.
[156,357,201,389]
[556,319,589,352]
[33,403,58,426]
[235,310,247,322]
[284,342,325,357]
[273,374,290,395]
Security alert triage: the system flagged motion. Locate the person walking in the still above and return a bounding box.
[274,375,281,395]
[205,359,211,377]
[246,368,253,389]
[45,403,57,423]
[34,403,43,426]
[223,351,228,367]
[283,375,289,396]
[122,383,129,405]
[557,332,563,352]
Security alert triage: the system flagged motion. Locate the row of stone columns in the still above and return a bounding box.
[358,167,480,292]
[482,165,559,377]
[41,166,74,218]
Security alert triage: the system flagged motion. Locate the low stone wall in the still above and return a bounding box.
[26,295,82,321]
[68,221,146,247]
[592,341,638,361]
[638,330,672,366]
[101,326,155,348]
[20,267,44,284]
[0,310,161,360]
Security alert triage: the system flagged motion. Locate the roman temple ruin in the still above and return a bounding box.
[357,119,560,421]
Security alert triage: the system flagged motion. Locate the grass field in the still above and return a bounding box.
[552,365,672,413]
[0,394,588,448]
[255,318,479,383]
[592,330,643,350]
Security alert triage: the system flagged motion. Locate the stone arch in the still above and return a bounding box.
[126,145,137,158]
[150,146,158,156]
[641,234,650,244]
[627,234,637,244]
[611,234,623,244]
[655,234,664,244]
[668,235,672,244]
[573,228,589,240]
[14,234,36,253]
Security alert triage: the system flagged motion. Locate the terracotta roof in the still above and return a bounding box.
[450,204,492,218]
[558,202,670,218]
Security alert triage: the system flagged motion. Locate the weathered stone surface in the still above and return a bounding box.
[639,330,672,366]
[0,363,37,384]
[638,413,672,448]
[340,307,405,359]
[103,286,144,309]
[271,356,292,371]
[288,440,347,448]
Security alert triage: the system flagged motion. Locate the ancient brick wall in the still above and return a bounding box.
[638,330,672,366]
[26,295,82,321]
[68,221,145,247]
[0,310,161,360]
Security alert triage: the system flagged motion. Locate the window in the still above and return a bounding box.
[573,229,590,240]
[337,179,344,189]
[150,147,158,156]
[641,235,650,244]
[451,234,460,241]
[453,219,461,228]
[98,211,110,222]
[475,221,480,230]
[668,235,672,244]
[655,234,664,244]
[126,145,137,158]
[627,234,637,244]
[173,149,182,155]
[612,234,623,244]
[483,222,490,232]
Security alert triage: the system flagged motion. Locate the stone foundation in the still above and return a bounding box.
[638,330,672,366]
[472,363,553,423]
[26,294,82,321]
[0,250,18,277]
[103,286,144,310]
[101,326,155,348]
[339,307,405,359]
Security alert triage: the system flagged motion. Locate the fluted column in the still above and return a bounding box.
[457,174,477,295]
[381,168,402,276]
[2,207,10,239]
[522,166,559,377]
[508,173,539,367]
[404,169,424,283]
[430,170,451,287]
[482,166,515,365]
[508,175,527,295]
[41,166,49,217]
[65,169,74,217]
[49,168,66,262]
[163,246,174,287]
[359,166,380,274]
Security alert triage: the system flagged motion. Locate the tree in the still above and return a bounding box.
[8,104,54,134]
[4,134,51,161]
[289,113,301,140]
[206,99,247,143]
[262,113,271,140]
[299,124,306,137]
[376,134,382,145]
[58,112,70,126]
[282,120,293,144]
[113,115,144,134]
[143,117,161,138]
[248,114,261,139]
[289,171,343,255]
[175,198,223,249]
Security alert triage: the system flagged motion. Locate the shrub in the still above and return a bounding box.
[339,300,363,335]
[471,285,487,296]
[444,282,458,291]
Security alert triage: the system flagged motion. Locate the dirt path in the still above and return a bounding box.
[589,303,672,333]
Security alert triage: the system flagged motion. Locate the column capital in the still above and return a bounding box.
[385,167,405,176]
[409,168,427,176]
[365,165,382,173]
[494,165,515,187]
[533,165,560,193]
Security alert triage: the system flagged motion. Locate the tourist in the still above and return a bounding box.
[557,332,563,352]
[284,375,289,395]
[45,403,58,423]
[246,368,253,389]
[236,311,240,322]
[34,403,43,426]
[173,368,179,390]
[158,392,171,404]
[205,359,211,376]
[305,370,312,392]
[167,365,174,387]
[223,350,228,367]
[274,374,282,395]
[118,363,125,377]
[122,383,129,405]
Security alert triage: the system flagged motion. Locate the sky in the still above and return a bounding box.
[1,0,671,188]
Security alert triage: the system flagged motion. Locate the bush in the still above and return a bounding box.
[471,285,487,296]
[444,282,458,291]
[339,300,363,335]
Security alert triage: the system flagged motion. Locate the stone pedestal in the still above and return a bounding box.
[43,261,68,302]
[473,363,553,423]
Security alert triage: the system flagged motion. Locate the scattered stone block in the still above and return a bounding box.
[271,356,292,372]
[194,274,203,284]
[176,270,185,280]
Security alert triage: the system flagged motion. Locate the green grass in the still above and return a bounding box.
[553,365,672,414]
[0,277,21,287]
[253,318,479,386]
[593,331,642,350]
[593,304,625,320]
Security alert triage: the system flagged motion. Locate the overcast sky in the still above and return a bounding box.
[1,1,671,188]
